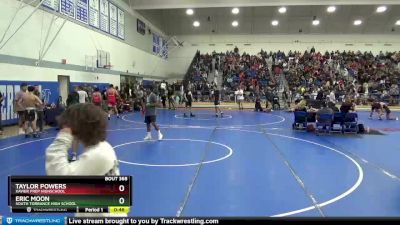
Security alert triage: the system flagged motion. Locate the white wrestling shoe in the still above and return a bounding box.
[144,134,152,141]
[158,131,163,141]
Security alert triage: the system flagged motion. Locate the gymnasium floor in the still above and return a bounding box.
[0,109,400,217]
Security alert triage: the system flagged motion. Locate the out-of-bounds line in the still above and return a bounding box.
[175,115,223,217]
[0,137,55,152]
[259,128,325,217]
[221,128,363,217]
[0,155,45,176]
[320,137,400,181]
[121,113,286,128]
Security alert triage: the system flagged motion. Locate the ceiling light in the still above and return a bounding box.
[232,21,238,27]
[376,6,387,13]
[396,20,400,25]
[186,9,194,15]
[271,20,279,26]
[232,8,239,14]
[354,20,362,26]
[327,6,336,13]
[278,7,287,14]
[193,21,200,27]
[312,20,320,26]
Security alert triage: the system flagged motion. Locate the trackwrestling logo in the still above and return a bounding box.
[2,217,64,225]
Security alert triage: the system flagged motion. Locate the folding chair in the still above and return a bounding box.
[292,111,308,130]
[316,113,333,135]
[343,113,358,134]
[331,112,345,133]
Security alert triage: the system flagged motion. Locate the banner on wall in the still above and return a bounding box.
[60,0,75,19]
[137,18,145,35]
[99,0,109,33]
[76,0,89,24]
[161,38,168,59]
[42,0,59,11]
[117,8,125,39]
[88,0,100,28]
[109,3,118,36]
[152,34,160,54]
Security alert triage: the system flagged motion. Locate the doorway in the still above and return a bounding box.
[58,75,70,105]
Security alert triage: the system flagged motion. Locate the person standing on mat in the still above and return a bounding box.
[143,87,163,141]
[18,86,42,138]
[92,88,102,107]
[107,84,120,120]
[15,83,28,134]
[167,86,176,110]
[213,87,223,117]
[33,85,45,133]
[235,86,244,110]
[77,86,88,103]
[183,89,195,118]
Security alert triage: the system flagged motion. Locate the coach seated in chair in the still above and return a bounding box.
[316,102,334,121]
[340,98,355,114]
[328,102,339,113]
[290,96,307,112]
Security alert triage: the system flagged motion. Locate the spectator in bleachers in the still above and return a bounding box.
[328,102,340,113]
[184,49,400,107]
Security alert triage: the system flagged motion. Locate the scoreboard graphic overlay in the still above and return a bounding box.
[8,176,132,213]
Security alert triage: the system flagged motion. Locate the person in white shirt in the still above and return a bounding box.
[46,103,119,175]
[76,86,88,103]
[46,103,126,216]
[235,86,244,110]
[328,90,336,104]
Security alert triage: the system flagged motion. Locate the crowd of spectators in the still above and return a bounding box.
[185,47,400,107]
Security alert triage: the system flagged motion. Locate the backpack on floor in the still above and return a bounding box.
[358,124,365,134]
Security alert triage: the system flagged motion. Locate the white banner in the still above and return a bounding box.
[60,0,75,19]
[88,0,99,28]
[42,0,59,11]
[117,8,125,39]
[109,3,118,36]
[99,0,109,33]
[76,0,89,24]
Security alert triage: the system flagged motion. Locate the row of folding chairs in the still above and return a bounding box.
[292,111,359,134]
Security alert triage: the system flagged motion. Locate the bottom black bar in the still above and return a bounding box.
[65,217,400,225]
